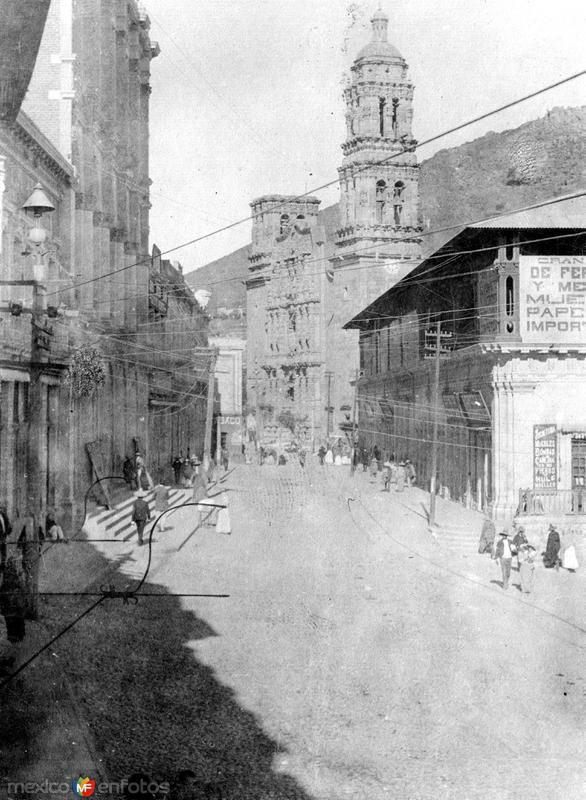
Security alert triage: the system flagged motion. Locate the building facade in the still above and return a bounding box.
[0,111,76,522]
[247,196,327,447]
[245,8,420,447]
[346,197,586,527]
[146,246,210,477]
[0,1,208,529]
[210,336,246,460]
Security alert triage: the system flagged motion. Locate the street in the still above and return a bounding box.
[78,463,585,800]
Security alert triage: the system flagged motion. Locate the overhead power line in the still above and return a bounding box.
[46,70,586,299]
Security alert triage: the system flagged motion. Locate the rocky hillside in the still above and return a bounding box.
[419,105,586,252]
[186,105,586,313]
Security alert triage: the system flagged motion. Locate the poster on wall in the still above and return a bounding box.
[520,255,586,342]
[533,424,557,490]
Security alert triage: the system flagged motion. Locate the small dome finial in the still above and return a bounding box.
[371,6,389,43]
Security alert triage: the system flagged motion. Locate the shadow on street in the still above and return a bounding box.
[0,541,314,800]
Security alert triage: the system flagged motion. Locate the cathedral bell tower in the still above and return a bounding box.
[324,7,421,437]
[331,7,421,320]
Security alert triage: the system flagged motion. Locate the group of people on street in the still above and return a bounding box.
[478,519,580,595]
[123,452,155,492]
[131,451,231,546]
[380,455,416,492]
[316,440,352,466]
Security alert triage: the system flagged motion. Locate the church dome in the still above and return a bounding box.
[354,8,404,63]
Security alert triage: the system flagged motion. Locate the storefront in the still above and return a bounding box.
[217,414,243,460]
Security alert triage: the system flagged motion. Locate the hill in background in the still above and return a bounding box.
[186,106,586,320]
[419,105,586,253]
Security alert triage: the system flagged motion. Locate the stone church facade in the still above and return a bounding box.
[246,8,422,446]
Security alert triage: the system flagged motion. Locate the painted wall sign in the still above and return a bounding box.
[520,255,586,342]
[533,424,557,490]
[220,415,241,427]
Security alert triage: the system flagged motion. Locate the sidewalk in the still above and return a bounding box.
[346,469,585,634]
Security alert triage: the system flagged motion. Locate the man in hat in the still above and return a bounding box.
[493,530,513,590]
[172,452,184,486]
[135,454,154,492]
[131,490,151,546]
[512,524,528,570]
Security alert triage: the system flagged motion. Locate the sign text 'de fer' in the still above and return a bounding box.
[519,256,586,343]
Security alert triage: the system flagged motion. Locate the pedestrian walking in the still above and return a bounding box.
[0,555,27,647]
[153,484,171,532]
[382,461,392,491]
[215,492,231,535]
[477,516,496,555]
[45,508,66,543]
[299,449,306,468]
[131,490,151,546]
[519,544,536,595]
[512,524,528,570]
[221,446,229,472]
[361,447,369,472]
[405,459,416,486]
[493,530,513,590]
[14,508,41,619]
[369,455,378,481]
[123,455,135,488]
[191,459,207,500]
[543,524,561,569]
[561,538,579,572]
[172,453,184,486]
[135,454,154,491]
[373,444,381,466]
[181,457,193,488]
[395,462,406,492]
[318,445,326,466]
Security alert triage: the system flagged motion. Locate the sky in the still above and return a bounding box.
[147,0,586,275]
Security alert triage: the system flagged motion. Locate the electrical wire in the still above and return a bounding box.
[45,70,586,299]
[0,501,230,690]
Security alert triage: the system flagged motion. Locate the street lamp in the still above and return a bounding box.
[22,183,55,285]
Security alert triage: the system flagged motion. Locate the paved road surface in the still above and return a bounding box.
[102,463,586,799]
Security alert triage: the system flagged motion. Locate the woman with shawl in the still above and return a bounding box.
[543,525,561,568]
[561,534,579,572]
[519,544,536,595]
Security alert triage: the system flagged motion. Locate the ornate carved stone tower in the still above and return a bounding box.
[325,7,422,436]
[337,8,420,272]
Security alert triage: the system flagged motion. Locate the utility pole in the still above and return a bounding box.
[203,347,218,466]
[216,415,222,467]
[325,370,333,439]
[426,319,451,528]
[350,368,361,475]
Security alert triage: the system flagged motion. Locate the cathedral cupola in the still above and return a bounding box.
[354,8,403,63]
[336,4,420,247]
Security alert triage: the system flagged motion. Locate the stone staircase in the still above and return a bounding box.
[83,487,193,542]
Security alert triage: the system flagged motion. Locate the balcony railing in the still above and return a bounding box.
[517,488,586,516]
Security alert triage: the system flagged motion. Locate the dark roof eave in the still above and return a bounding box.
[345,222,586,329]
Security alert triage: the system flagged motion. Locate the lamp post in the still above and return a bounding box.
[12,185,54,619]
[22,182,54,295]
